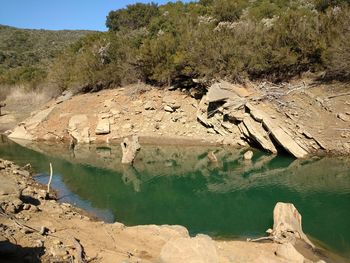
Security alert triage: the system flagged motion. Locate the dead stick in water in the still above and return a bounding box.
[47,163,53,193]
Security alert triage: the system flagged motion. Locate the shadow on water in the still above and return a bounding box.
[1,135,350,259]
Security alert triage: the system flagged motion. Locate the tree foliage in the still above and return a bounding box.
[106,2,160,31]
[4,0,350,92]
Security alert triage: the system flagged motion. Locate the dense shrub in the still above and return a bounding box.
[3,0,350,93]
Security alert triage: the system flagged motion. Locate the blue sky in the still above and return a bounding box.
[0,0,190,31]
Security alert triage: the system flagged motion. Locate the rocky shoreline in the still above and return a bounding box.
[3,80,350,158]
[0,158,347,263]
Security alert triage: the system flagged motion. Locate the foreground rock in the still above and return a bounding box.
[270,202,315,248]
[160,234,218,263]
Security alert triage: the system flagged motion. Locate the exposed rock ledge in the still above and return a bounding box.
[0,158,339,262]
[5,81,350,158]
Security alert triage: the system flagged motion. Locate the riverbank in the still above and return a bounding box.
[1,158,342,263]
[2,80,350,158]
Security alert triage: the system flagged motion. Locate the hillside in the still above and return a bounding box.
[48,0,350,93]
[0,25,93,88]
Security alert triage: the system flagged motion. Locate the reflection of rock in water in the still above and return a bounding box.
[5,137,350,194]
[122,165,141,192]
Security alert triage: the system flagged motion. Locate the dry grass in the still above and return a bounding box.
[3,85,51,112]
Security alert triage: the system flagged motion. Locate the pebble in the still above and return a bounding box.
[23,204,31,210]
[164,105,174,112]
[52,239,62,245]
[40,226,48,235]
[36,240,44,247]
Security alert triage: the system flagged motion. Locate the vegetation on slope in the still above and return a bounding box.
[2,0,350,94]
[0,25,92,89]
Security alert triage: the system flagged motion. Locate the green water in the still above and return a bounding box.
[0,136,350,259]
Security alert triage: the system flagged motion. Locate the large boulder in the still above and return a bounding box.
[243,116,277,154]
[246,103,308,158]
[95,115,110,135]
[68,115,90,143]
[271,202,314,248]
[121,136,141,164]
[159,234,218,263]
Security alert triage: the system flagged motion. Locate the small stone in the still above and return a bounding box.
[52,239,62,245]
[23,204,30,210]
[164,105,174,112]
[243,150,253,160]
[144,101,156,110]
[40,226,48,235]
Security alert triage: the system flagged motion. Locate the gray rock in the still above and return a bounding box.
[207,82,236,103]
[243,116,278,154]
[246,103,308,158]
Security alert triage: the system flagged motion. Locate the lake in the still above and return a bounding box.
[0,135,349,259]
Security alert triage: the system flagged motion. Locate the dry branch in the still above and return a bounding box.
[72,237,87,263]
[47,163,53,193]
[327,92,350,99]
